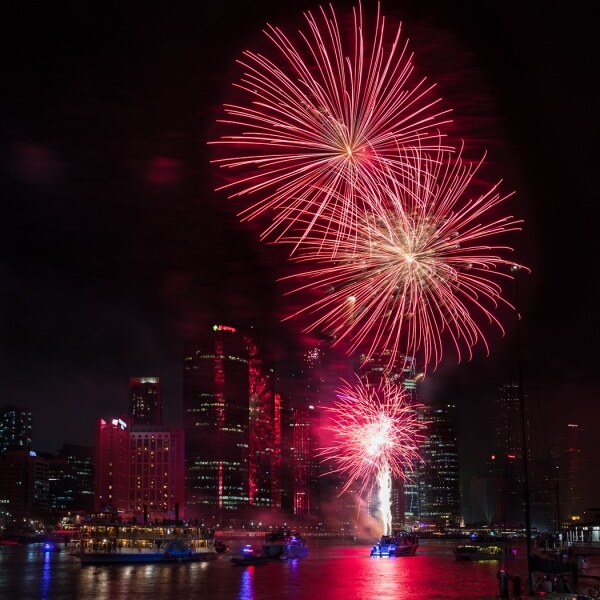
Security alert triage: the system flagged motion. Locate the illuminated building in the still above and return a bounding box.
[0,404,33,452]
[95,417,185,519]
[95,418,130,512]
[417,404,461,528]
[129,377,162,426]
[0,450,49,516]
[486,383,529,527]
[280,404,320,515]
[128,425,184,520]
[45,443,95,512]
[182,324,278,519]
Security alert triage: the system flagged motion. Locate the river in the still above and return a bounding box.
[1,537,595,599]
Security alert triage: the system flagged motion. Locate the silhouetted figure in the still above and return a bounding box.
[497,569,510,599]
[511,573,522,599]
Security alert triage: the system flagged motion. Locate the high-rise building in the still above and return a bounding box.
[280,404,320,516]
[182,324,278,521]
[95,417,130,512]
[489,383,529,527]
[549,423,583,524]
[0,450,49,516]
[418,404,461,528]
[94,416,185,519]
[0,404,33,452]
[128,425,185,520]
[45,443,95,512]
[129,377,162,426]
[561,423,582,520]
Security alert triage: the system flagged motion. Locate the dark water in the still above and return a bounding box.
[0,538,592,600]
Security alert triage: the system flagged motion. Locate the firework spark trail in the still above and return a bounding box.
[318,375,425,534]
[280,144,527,372]
[209,2,452,250]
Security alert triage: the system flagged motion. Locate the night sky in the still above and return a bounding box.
[1,2,597,505]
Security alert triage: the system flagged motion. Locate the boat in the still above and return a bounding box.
[214,540,229,553]
[263,529,307,558]
[41,540,62,552]
[453,543,517,561]
[370,532,419,557]
[73,512,217,564]
[280,535,308,559]
[230,545,269,566]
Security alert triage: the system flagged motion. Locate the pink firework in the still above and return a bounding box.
[280,144,527,372]
[319,375,424,533]
[210,2,452,249]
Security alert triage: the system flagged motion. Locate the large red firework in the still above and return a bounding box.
[279,144,526,372]
[210,2,452,250]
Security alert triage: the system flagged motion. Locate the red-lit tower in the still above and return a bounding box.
[95,417,130,512]
[183,324,278,521]
[247,336,274,507]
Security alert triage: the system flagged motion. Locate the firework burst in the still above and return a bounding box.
[319,375,425,534]
[280,144,526,372]
[210,2,452,249]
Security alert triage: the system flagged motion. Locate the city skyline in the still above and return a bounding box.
[1,1,598,506]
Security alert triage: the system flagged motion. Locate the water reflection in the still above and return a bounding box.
[40,549,51,599]
[0,540,590,599]
[238,567,254,600]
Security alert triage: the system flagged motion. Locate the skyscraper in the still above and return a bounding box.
[182,324,277,520]
[94,416,185,519]
[280,404,320,516]
[129,377,162,426]
[0,404,33,452]
[418,404,461,528]
[95,417,130,512]
[46,443,95,512]
[490,383,528,526]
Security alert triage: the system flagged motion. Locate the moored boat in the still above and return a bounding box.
[453,543,516,561]
[73,512,217,564]
[370,532,418,557]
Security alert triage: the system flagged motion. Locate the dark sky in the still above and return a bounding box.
[1,2,597,505]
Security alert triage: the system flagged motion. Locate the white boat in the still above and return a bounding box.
[73,512,217,564]
[453,543,516,561]
[263,529,307,558]
[371,533,419,557]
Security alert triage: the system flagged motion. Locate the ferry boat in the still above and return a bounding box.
[453,543,516,561]
[73,513,217,564]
